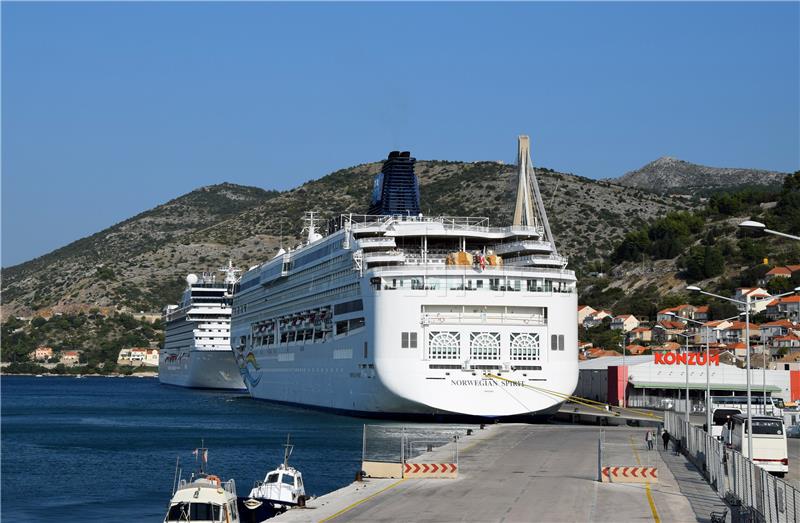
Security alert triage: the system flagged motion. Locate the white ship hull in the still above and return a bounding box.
[233,277,577,418]
[159,347,246,390]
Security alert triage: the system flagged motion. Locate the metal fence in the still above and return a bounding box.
[362,424,469,464]
[665,411,800,522]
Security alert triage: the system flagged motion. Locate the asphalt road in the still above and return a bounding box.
[279,424,699,523]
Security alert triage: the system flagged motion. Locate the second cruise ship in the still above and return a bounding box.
[160,262,246,390]
[230,136,577,417]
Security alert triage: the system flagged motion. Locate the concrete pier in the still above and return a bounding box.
[274,424,701,522]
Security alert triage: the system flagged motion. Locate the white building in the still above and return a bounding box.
[575,354,796,410]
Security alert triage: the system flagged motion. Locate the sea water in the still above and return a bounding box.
[1,376,367,521]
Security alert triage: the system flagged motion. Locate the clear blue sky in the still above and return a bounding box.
[2,2,798,267]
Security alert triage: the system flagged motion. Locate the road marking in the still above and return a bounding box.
[629,435,661,523]
[318,478,407,523]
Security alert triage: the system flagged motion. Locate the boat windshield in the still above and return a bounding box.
[282,474,295,486]
[266,473,280,484]
[165,502,221,521]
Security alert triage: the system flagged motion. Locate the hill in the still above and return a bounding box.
[1,159,698,319]
[614,156,788,194]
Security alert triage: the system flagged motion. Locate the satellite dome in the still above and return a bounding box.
[186,273,199,285]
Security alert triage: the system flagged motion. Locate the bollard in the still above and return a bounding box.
[355,470,363,482]
[466,429,473,436]
[427,443,433,452]
[480,423,485,430]
[297,495,306,508]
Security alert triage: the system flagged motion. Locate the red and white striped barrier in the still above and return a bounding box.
[601,466,658,483]
[403,463,458,478]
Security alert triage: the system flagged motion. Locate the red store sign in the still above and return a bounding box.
[654,352,720,366]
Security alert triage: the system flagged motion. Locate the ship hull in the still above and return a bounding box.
[232,284,577,418]
[159,348,246,390]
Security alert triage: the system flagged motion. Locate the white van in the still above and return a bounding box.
[729,414,789,477]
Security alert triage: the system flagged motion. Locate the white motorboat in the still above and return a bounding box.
[244,436,306,516]
[164,447,240,523]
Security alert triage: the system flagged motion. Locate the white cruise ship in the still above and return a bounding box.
[230,137,577,417]
[160,262,246,390]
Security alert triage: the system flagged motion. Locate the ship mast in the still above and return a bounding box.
[512,135,558,255]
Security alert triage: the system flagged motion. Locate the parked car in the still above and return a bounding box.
[786,425,800,438]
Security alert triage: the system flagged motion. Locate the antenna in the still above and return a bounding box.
[283,434,294,469]
[512,135,558,255]
[219,259,241,285]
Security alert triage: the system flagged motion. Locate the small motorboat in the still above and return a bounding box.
[240,435,306,520]
[164,446,240,523]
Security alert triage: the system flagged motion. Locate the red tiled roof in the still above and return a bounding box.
[775,334,800,342]
[761,320,795,328]
[767,267,792,276]
[726,321,760,331]
[695,305,709,313]
[657,320,686,330]
[62,351,79,356]
[631,327,651,333]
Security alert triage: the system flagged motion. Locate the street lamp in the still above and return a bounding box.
[671,311,744,433]
[738,220,800,241]
[686,285,800,460]
[675,332,692,425]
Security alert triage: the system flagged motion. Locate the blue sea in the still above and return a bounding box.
[1,376,370,522]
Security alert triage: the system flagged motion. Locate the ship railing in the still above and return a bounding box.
[339,213,544,236]
[368,259,576,277]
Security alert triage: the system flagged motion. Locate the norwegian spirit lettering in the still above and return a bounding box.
[450,379,524,387]
[653,352,720,366]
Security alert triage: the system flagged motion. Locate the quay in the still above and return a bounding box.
[274,423,721,522]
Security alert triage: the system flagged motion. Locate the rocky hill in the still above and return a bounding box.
[1,160,699,319]
[615,156,788,194]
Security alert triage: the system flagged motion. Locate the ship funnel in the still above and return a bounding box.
[368,150,420,216]
[513,135,557,254]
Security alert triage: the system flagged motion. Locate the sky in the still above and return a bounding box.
[2,2,798,267]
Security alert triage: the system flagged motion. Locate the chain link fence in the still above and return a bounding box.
[665,410,800,522]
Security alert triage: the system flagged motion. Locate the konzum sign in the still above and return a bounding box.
[654,352,719,366]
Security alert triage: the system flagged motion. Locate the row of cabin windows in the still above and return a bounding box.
[380,277,571,293]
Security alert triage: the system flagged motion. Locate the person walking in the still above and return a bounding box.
[661,429,670,451]
[645,430,654,451]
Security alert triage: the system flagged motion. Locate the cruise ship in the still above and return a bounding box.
[160,262,246,390]
[230,136,577,417]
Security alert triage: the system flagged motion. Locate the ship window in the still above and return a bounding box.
[267,473,280,483]
[428,332,460,359]
[551,334,557,351]
[476,280,484,289]
[470,332,500,360]
[511,333,540,360]
[559,335,565,351]
[282,474,295,486]
[410,332,417,348]
[489,278,500,291]
[402,332,409,348]
[401,332,418,349]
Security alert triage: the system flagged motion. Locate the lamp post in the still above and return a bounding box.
[686,285,800,460]
[672,312,744,433]
[738,220,800,241]
[675,332,692,425]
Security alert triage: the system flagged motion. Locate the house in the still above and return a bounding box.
[694,305,710,322]
[625,344,647,355]
[577,305,596,324]
[760,320,797,343]
[733,288,772,313]
[629,327,653,343]
[720,321,761,344]
[656,304,696,323]
[650,341,680,352]
[653,320,686,343]
[765,296,800,322]
[582,309,613,329]
[610,314,640,332]
[29,346,53,362]
[699,319,735,344]
[773,334,800,351]
[59,351,81,366]
[774,352,800,371]
[764,264,800,282]
[585,348,621,359]
[117,347,159,367]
